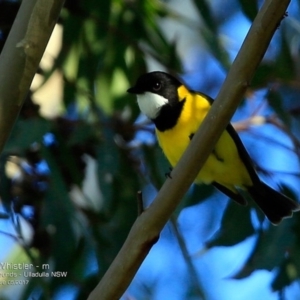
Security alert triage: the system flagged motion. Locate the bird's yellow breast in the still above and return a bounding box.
[156,89,209,167]
[155,87,252,190]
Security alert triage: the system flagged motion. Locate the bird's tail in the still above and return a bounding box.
[247,181,300,225]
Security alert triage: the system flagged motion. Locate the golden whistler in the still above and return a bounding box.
[128,71,299,225]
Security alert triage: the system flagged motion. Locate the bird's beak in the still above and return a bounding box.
[127,86,143,94]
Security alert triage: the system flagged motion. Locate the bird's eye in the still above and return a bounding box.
[153,81,161,91]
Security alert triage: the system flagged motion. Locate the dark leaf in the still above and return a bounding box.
[192,0,231,69]
[274,28,296,81]
[142,143,169,189]
[41,146,79,272]
[177,184,215,214]
[192,0,217,33]
[200,26,231,70]
[96,147,140,272]
[272,258,296,292]
[238,0,258,21]
[0,154,12,209]
[97,124,120,215]
[266,90,291,126]
[251,63,275,89]
[0,212,9,219]
[206,201,254,248]
[67,121,96,147]
[288,214,300,284]
[4,118,51,153]
[233,219,296,279]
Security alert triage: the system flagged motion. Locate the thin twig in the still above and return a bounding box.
[267,115,300,155]
[170,216,206,299]
[0,229,21,242]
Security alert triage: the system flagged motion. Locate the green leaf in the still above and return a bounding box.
[192,0,217,33]
[82,0,111,24]
[142,143,169,189]
[96,145,141,272]
[200,26,231,70]
[206,201,254,248]
[41,145,79,272]
[97,124,120,215]
[94,72,114,115]
[4,117,51,153]
[67,121,96,147]
[192,0,231,69]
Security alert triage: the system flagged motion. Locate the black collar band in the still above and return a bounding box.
[153,99,186,132]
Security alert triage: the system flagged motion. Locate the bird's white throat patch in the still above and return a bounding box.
[136,92,168,119]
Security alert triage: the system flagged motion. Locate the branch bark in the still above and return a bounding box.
[88,0,290,299]
[0,0,65,153]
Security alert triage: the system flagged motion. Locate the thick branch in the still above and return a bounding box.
[88,0,290,299]
[0,0,65,153]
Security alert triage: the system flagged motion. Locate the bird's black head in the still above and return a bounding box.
[127,72,186,131]
[127,71,181,103]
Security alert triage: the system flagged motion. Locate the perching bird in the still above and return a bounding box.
[127,71,299,225]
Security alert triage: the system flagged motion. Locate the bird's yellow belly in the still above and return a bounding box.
[156,127,252,189]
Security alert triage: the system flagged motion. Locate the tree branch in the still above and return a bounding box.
[88,0,291,299]
[0,0,65,153]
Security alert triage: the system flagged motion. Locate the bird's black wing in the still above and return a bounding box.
[225,123,260,185]
[212,181,248,205]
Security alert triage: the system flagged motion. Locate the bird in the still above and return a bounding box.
[127,71,300,225]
